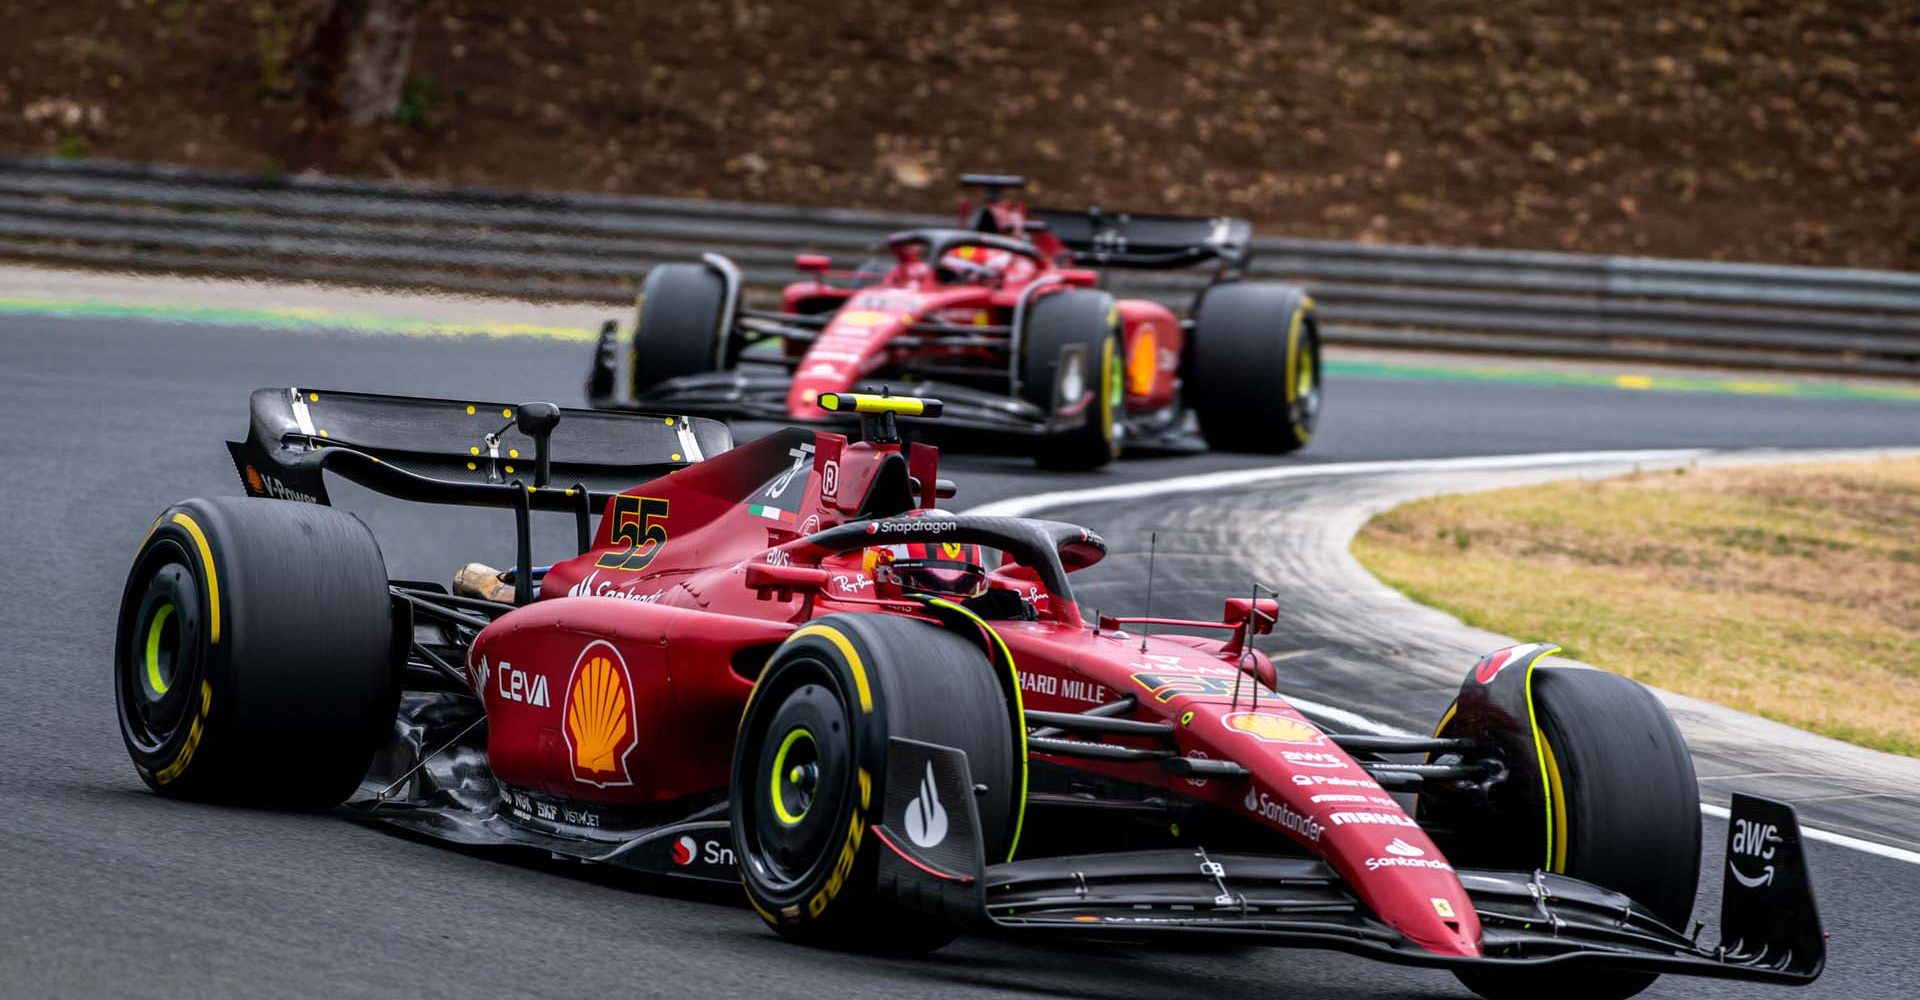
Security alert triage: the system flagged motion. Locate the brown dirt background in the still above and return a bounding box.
[4,1,1915,269]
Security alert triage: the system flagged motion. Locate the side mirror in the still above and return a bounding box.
[744,562,831,601]
[794,254,831,274]
[1223,597,1279,635]
[907,476,960,500]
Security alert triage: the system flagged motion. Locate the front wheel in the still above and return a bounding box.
[731,614,1017,954]
[1441,667,1700,1000]
[1188,282,1321,453]
[1019,289,1123,470]
[629,260,740,396]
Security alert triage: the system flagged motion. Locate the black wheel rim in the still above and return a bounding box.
[118,541,206,755]
[770,726,820,828]
[740,662,857,894]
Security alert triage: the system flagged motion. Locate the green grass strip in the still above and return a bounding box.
[1327,358,1920,404]
[0,295,593,341]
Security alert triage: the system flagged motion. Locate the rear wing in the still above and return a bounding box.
[1026,206,1252,272]
[226,387,732,601]
[228,387,730,505]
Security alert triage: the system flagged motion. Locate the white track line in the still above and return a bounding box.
[1698,803,1920,865]
[1287,699,1920,864]
[1284,694,1411,737]
[967,448,1713,518]
[972,447,1920,868]
[1300,660,1920,870]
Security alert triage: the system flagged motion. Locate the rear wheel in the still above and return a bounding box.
[1188,282,1321,453]
[116,497,397,809]
[630,261,739,395]
[1445,667,1700,1000]
[732,614,1016,954]
[1019,289,1122,470]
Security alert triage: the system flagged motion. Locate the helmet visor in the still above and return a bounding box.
[890,559,987,598]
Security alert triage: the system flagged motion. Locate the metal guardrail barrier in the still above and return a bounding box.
[3,156,1917,376]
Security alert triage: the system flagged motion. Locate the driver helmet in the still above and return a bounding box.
[863,542,989,598]
[938,245,1016,282]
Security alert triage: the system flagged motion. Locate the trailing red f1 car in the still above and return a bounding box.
[586,174,1322,469]
[117,388,1821,999]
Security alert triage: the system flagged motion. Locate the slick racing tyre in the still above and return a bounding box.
[1019,289,1123,471]
[115,497,397,809]
[629,260,740,395]
[1441,667,1701,1000]
[732,614,1018,954]
[1187,282,1321,453]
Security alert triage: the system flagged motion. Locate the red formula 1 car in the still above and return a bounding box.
[586,174,1322,469]
[117,389,1820,999]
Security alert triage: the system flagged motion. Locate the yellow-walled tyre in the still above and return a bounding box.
[115,497,396,809]
[1189,282,1321,453]
[1439,668,1701,1000]
[731,613,1017,954]
[1020,289,1123,471]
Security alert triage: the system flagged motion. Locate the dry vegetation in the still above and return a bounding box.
[2,0,1914,268]
[1353,458,1920,757]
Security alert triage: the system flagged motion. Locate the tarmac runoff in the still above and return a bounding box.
[969,446,1920,867]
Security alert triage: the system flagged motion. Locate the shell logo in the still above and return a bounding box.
[563,640,639,787]
[1222,712,1323,744]
[1128,326,1158,397]
[834,310,894,328]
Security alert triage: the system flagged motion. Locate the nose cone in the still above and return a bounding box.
[1384,893,1481,957]
[1147,682,1487,959]
[1330,827,1481,957]
[787,310,907,418]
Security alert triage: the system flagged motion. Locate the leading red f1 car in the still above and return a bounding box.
[586,174,1323,469]
[116,388,1821,999]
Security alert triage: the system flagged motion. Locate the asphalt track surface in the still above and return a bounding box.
[4,314,1920,999]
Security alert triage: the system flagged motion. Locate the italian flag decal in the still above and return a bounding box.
[749,504,796,523]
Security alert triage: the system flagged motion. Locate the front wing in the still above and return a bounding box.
[874,739,1824,986]
[587,319,1094,441]
[608,370,1084,440]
